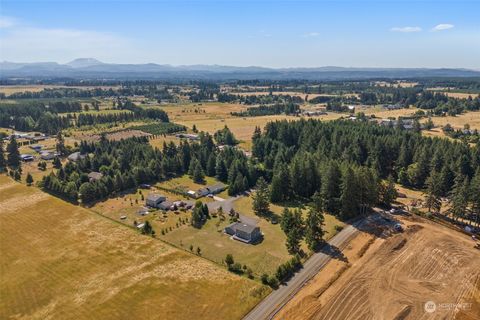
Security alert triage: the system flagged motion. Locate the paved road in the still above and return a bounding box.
[243,217,369,320]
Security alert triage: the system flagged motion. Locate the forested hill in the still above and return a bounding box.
[252,119,480,220]
[2,60,480,80]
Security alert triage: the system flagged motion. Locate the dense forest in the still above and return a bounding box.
[231,102,300,117]
[38,133,259,203]
[252,119,480,223]
[0,100,169,134]
[0,85,176,102]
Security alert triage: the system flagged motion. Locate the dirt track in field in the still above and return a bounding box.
[277,215,480,320]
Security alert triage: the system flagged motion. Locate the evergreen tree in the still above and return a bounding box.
[425,170,442,213]
[6,137,20,169]
[281,209,304,254]
[320,162,341,214]
[26,172,33,186]
[380,175,398,208]
[192,161,205,184]
[448,175,469,221]
[53,156,62,169]
[191,201,205,228]
[215,157,228,182]
[79,182,96,204]
[206,154,216,176]
[252,177,270,216]
[305,208,325,251]
[56,131,67,155]
[469,169,480,225]
[0,139,6,171]
[340,167,358,219]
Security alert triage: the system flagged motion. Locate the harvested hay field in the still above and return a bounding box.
[424,111,480,131]
[0,176,268,320]
[277,215,480,320]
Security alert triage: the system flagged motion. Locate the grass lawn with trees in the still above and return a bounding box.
[160,191,344,276]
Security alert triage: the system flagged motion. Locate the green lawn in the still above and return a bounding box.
[155,175,224,195]
[161,192,345,276]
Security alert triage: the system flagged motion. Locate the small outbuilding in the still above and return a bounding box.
[88,172,103,182]
[20,154,35,162]
[68,152,86,162]
[158,200,174,211]
[40,151,56,160]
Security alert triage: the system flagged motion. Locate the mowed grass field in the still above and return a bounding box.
[158,102,344,150]
[0,175,268,320]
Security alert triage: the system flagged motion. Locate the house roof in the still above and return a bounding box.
[227,222,258,234]
[88,172,103,180]
[146,193,165,202]
[68,152,86,161]
[159,201,173,208]
[207,183,226,192]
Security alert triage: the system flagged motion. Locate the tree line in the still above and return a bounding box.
[251,119,480,224]
[38,131,259,204]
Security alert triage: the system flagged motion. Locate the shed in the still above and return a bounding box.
[40,151,56,160]
[158,200,174,211]
[88,172,103,182]
[20,154,35,162]
[68,152,86,162]
[207,183,227,195]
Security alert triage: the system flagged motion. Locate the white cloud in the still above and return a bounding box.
[432,24,454,31]
[0,21,134,62]
[0,16,16,29]
[390,26,422,33]
[302,32,320,38]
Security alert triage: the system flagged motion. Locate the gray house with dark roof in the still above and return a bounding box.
[146,193,166,208]
[194,182,227,198]
[225,222,261,244]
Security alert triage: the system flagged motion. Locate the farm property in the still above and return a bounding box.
[0,176,268,320]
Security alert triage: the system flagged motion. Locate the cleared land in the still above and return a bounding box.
[276,214,480,320]
[0,175,268,320]
[425,111,480,130]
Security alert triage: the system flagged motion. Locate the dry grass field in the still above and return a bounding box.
[277,214,480,320]
[0,85,118,96]
[425,111,480,130]
[359,105,421,119]
[0,175,268,320]
[158,102,344,150]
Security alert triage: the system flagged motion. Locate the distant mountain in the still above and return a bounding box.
[1,59,479,80]
[67,58,104,68]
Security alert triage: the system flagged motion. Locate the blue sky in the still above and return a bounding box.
[0,0,479,68]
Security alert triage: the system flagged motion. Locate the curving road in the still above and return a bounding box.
[243,217,371,320]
